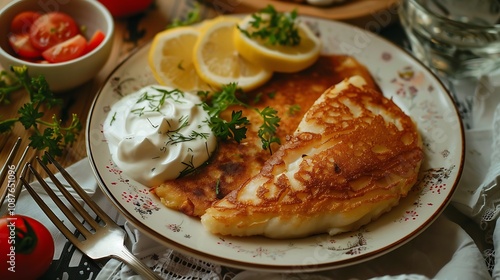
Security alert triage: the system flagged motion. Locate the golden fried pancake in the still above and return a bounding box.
[201,76,423,238]
[153,55,377,217]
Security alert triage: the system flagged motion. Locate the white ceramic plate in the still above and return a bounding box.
[86,16,464,272]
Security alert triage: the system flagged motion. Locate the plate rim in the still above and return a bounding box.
[85,16,466,272]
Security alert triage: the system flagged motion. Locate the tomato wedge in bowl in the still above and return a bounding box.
[42,34,87,63]
[84,30,106,55]
[0,0,115,92]
[6,10,105,63]
[8,33,41,59]
[29,12,80,51]
[10,11,41,34]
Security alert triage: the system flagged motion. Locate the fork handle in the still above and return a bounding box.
[115,245,163,280]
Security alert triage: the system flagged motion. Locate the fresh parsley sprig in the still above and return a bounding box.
[199,83,281,154]
[0,65,82,160]
[256,106,281,153]
[199,83,249,143]
[238,5,300,46]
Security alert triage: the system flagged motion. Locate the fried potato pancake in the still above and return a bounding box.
[153,55,377,217]
[201,76,423,238]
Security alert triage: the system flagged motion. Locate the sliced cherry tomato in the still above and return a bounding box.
[42,34,87,63]
[0,214,55,279]
[10,11,41,34]
[29,12,79,51]
[8,33,42,59]
[84,30,105,55]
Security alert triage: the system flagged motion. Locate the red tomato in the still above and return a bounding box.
[42,34,87,63]
[29,12,79,51]
[10,11,41,34]
[8,33,42,59]
[98,0,153,17]
[0,215,55,279]
[84,30,106,55]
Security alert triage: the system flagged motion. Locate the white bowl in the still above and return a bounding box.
[0,0,114,92]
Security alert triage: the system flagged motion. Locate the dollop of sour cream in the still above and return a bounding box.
[103,85,217,187]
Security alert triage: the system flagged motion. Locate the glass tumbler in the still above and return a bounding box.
[399,0,500,79]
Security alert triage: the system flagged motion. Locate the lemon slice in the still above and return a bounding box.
[148,26,211,92]
[193,16,273,91]
[234,15,322,73]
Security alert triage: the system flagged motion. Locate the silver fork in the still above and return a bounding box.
[20,152,163,280]
[0,137,30,209]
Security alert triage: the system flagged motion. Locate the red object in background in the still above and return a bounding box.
[98,0,153,17]
[0,215,55,279]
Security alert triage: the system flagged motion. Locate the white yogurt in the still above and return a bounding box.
[103,85,217,186]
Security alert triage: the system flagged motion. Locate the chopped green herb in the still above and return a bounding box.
[179,154,196,177]
[0,70,21,105]
[238,5,300,46]
[109,112,117,126]
[199,83,250,143]
[256,106,281,154]
[177,60,185,70]
[0,65,82,161]
[168,3,202,29]
[288,104,301,116]
[199,82,282,153]
[215,178,223,199]
[132,87,185,116]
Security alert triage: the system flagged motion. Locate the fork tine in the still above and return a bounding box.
[0,137,22,205]
[20,170,82,247]
[10,145,34,201]
[44,152,115,225]
[0,137,21,182]
[34,156,101,231]
[25,162,93,238]
[25,154,163,280]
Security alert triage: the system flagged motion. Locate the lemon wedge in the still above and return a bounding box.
[192,16,273,91]
[148,26,212,92]
[234,15,322,73]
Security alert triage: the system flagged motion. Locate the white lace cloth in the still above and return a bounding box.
[10,74,500,280]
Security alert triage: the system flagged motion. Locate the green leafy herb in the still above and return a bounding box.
[288,104,301,116]
[209,110,249,142]
[215,178,223,199]
[179,154,196,178]
[238,5,300,46]
[199,83,282,154]
[256,106,281,153]
[168,2,202,29]
[131,87,185,116]
[252,90,276,104]
[0,70,22,105]
[0,65,82,160]
[199,83,250,143]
